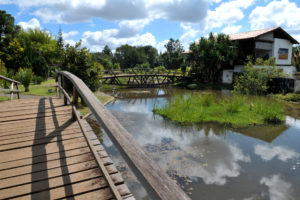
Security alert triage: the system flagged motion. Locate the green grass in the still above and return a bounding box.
[272,93,300,102]
[18,79,57,96]
[77,93,114,116]
[153,94,284,127]
[0,96,9,102]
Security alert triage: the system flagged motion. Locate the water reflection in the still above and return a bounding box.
[98,88,300,199]
[254,144,299,162]
[260,175,294,200]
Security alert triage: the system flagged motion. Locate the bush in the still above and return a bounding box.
[234,57,281,95]
[33,76,44,84]
[15,68,33,92]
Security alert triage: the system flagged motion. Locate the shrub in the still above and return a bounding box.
[234,57,280,95]
[15,68,33,92]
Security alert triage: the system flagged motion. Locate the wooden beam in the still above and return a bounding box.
[57,71,190,200]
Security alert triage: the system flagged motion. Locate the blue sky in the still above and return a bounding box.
[1,0,300,52]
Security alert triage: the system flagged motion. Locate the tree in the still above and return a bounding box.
[1,38,24,71]
[189,33,237,82]
[60,41,101,91]
[292,45,300,71]
[115,44,140,68]
[160,38,184,69]
[18,29,58,78]
[102,45,112,57]
[137,45,158,68]
[0,10,20,48]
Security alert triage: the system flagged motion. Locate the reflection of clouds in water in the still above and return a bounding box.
[260,175,294,200]
[118,103,150,114]
[147,132,250,185]
[254,144,299,162]
[285,116,300,130]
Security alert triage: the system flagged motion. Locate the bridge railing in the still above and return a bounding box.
[0,75,21,100]
[56,71,190,200]
[101,68,183,76]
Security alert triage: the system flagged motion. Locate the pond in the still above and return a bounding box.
[91,88,300,200]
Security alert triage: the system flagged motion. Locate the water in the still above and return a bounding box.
[94,88,300,200]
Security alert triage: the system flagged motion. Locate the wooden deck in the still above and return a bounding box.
[0,97,134,200]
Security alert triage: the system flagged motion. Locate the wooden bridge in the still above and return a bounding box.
[100,68,185,87]
[0,72,190,200]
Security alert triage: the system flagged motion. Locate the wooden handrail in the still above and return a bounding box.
[56,71,190,200]
[0,75,21,100]
[0,75,21,84]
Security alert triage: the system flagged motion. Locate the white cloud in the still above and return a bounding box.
[82,30,156,52]
[250,0,300,42]
[260,175,294,200]
[18,18,41,30]
[254,144,299,162]
[62,31,79,40]
[180,23,199,50]
[156,40,169,53]
[205,0,256,30]
[148,0,208,23]
[117,19,152,38]
[222,25,242,34]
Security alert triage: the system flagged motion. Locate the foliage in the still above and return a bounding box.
[272,93,300,102]
[160,38,184,69]
[1,38,24,71]
[234,57,281,95]
[0,10,21,48]
[153,94,284,126]
[60,41,101,91]
[15,68,33,92]
[189,33,237,82]
[292,45,300,71]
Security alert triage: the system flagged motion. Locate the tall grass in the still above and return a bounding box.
[153,94,284,127]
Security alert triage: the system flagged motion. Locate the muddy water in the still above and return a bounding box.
[95,88,300,200]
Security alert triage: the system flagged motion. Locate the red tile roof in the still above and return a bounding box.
[229,27,299,44]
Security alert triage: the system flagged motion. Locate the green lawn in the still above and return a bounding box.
[153,94,284,127]
[19,79,57,96]
[0,96,9,102]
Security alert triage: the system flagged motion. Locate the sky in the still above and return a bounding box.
[1,0,300,52]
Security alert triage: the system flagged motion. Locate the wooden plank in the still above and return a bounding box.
[72,184,131,200]
[0,153,114,180]
[0,75,20,84]
[12,175,119,200]
[0,116,71,131]
[0,105,71,118]
[0,146,90,170]
[1,169,124,199]
[58,71,190,200]
[0,109,71,123]
[0,123,83,141]
[0,132,83,151]
[0,137,87,163]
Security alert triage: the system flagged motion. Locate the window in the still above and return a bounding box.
[278,48,288,60]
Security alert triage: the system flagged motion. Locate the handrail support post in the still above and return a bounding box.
[62,76,67,105]
[10,82,14,100]
[72,86,79,121]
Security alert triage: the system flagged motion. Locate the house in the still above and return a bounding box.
[222,27,299,84]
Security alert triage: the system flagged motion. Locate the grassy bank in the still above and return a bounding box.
[0,96,9,101]
[272,93,300,103]
[19,79,57,96]
[153,94,284,127]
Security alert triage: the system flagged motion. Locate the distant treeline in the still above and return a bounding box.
[1,9,246,91]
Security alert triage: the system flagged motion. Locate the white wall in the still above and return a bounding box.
[222,70,233,84]
[273,38,293,65]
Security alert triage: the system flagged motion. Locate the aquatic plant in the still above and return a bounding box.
[153,94,284,127]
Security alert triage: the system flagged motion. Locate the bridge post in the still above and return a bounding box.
[57,75,62,98]
[72,86,79,120]
[62,76,67,105]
